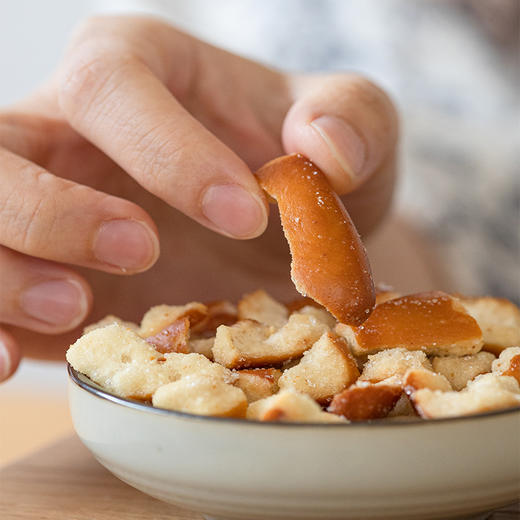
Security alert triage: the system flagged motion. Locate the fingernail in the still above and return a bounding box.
[310,115,366,179]
[20,279,87,327]
[0,340,11,381]
[94,220,159,271]
[202,184,267,238]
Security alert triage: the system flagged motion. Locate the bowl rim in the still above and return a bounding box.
[68,364,520,428]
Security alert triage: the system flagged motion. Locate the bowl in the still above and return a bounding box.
[68,365,520,520]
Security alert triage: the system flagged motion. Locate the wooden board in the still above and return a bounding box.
[0,435,201,520]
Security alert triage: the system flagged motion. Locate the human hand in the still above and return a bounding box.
[0,16,398,380]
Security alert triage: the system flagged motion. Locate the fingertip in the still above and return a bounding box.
[283,109,364,194]
[0,328,21,382]
[282,74,399,195]
[201,184,269,239]
[18,273,93,335]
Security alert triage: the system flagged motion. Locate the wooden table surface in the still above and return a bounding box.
[0,435,201,520]
[1,435,518,520]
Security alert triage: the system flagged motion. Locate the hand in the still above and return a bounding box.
[0,16,398,380]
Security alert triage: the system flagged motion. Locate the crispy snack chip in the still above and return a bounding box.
[145,318,191,354]
[278,332,359,403]
[328,383,403,421]
[336,292,483,356]
[139,303,207,337]
[412,374,520,418]
[247,390,345,423]
[403,368,452,394]
[213,314,327,369]
[431,352,495,391]
[237,290,288,328]
[459,296,520,355]
[492,347,520,384]
[234,368,281,402]
[256,154,375,325]
[153,374,247,417]
[359,348,432,384]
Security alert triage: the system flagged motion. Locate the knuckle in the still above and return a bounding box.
[132,126,190,190]
[58,42,134,121]
[13,168,58,253]
[2,165,73,255]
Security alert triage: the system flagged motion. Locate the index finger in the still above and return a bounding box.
[58,18,268,239]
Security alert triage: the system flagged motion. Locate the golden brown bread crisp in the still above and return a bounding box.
[431,352,495,391]
[237,290,288,328]
[247,390,346,423]
[492,347,520,384]
[411,373,520,419]
[144,318,191,354]
[256,154,375,326]
[278,332,359,403]
[459,296,520,355]
[152,374,247,418]
[234,368,281,402]
[403,368,452,394]
[359,348,432,383]
[336,292,483,356]
[139,303,207,337]
[328,383,403,421]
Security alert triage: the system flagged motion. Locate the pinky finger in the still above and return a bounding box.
[0,328,21,382]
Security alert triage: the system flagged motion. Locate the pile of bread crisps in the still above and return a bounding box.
[67,155,520,422]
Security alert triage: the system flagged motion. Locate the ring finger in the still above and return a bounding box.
[0,245,92,334]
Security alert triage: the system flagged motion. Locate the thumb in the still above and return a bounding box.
[282,74,398,195]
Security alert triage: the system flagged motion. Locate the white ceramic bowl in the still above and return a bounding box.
[68,365,520,520]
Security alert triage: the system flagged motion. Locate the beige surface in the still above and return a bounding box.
[0,394,72,467]
[0,435,201,520]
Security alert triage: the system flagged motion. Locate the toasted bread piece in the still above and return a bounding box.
[165,351,234,383]
[294,305,337,329]
[152,374,247,417]
[359,348,432,383]
[247,390,345,423]
[412,373,520,418]
[403,368,452,394]
[336,292,483,356]
[432,352,495,390]
[83,315,138,334]
[492,347,520,384]
[264,312,328,357]
[213,314,327,369]
[189,337,215,359]
[234,368,281,402]
[256,154,375,325]
[145,318,190,354]
[237,290,288,328]
[279,332,359,402]
[191,300,237,338]
[67,323,177,399]
[67,323,233,399]
[387,394,416,417]
[139,303,207,337]
[459,296,520,354]
[328,383,403,421]
[212,320,274,369]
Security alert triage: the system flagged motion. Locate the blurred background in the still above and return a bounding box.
[0,0,518,463]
